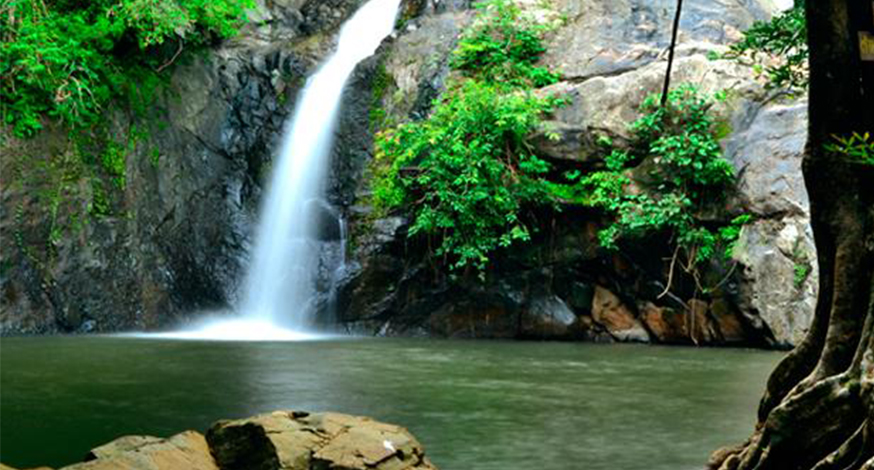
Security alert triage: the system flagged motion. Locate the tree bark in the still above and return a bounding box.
[709,1,874,469]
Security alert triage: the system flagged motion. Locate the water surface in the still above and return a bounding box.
[0,337,781,469]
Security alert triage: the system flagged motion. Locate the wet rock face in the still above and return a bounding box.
[338,0,815,347]
[0,0,373,334]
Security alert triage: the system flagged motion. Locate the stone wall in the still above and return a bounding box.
[336,0,816,348]
[0,0,816,348]
[0,0,373,334]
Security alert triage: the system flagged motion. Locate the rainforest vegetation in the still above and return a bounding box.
[1,0,253,137]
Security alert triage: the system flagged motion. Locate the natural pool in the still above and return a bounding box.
[0,337,782,469]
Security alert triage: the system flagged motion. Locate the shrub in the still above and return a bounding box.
[374,80,560,271]
[451,0,560,88]
[721,2,807,91]
[372,0,561,273]
[1,0,254,137]
[577,85,747,273]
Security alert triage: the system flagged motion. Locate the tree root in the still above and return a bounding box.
[710,278,874,470]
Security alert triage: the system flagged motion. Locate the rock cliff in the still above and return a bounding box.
[0,0,374,333]
[0,0,816,348]
[337,0,816,348]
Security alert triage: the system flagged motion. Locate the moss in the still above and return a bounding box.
[791,243,812,288]
[368,59,393,132]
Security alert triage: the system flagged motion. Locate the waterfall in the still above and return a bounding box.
[160,0,401,341]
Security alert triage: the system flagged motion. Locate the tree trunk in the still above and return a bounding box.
[709,1,874,469]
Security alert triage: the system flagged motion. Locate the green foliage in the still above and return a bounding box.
[794,261,811,288]
[372,0,561,272]
[577,85,746,268]
[451,0,560,88]
[825,132,874,165]
[1,0,253,137]
[722,2,807,90]
[2,0,251,263]
[374,80,560,271]
[369,60,391,131]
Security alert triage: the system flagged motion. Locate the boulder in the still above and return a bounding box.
[591,286,650,342]
[520,295,579,338]
[724,101,811,218]
[688,299,719,344]
[710,297,747,344]
[206,411,436,470]
[4,412,437,470]
[724,102,817,347]
[640,302,689,344]
[542,0,772,81]
[733,217,817,347]
[62,431,217,470]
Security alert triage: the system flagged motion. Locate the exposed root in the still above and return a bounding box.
[711,273,874,470]
[810,421,872,470]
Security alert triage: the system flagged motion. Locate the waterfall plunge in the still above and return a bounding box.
[158,0,401,341]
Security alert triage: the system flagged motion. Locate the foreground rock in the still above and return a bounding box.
[208,411,436,470]
[63,432,217,470]
[1,411,436,470]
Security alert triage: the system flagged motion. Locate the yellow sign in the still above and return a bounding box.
[862,32,874,61]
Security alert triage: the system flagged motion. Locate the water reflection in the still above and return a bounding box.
[0,338,781,469]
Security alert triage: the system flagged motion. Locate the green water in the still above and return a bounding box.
[0,337,781,469]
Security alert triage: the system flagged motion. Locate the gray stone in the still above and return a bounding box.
[724,101,810,217]
[733,217,817,347]
[521,295,578,338]
[543,0,774,81]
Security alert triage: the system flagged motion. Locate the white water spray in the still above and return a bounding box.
[159,0,401,341]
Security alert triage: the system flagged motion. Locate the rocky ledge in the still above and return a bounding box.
[0,411,436,470]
